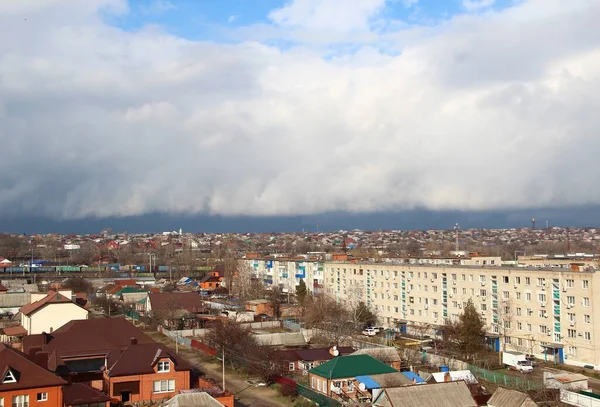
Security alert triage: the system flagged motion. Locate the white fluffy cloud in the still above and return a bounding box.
[1,0,600,219]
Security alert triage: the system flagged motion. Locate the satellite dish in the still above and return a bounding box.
[333,349,339,356]
[359,382,366,392]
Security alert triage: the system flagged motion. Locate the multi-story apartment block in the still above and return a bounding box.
[243,255,325,294]
[323,261,600,368]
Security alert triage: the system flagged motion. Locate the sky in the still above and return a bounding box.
[1,0,600,233]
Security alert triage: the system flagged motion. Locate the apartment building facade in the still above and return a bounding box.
[322,262,600,368]
[244,257,325,293]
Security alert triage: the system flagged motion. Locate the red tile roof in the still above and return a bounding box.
[115,279,136,287]
[1,325,27,336]
[63,383,111,405]
[108,342,193,377]
[149,292,206,314]
[0,343,66,391]
[23,318,156,372]
[20,291,84,316]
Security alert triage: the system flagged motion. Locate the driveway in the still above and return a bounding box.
[146,331,293,407]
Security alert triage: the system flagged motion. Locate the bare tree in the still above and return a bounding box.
[304,294,357,346]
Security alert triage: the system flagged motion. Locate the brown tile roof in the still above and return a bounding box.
[1,325,27,336]
[0,284,8,292]
[115,279,136,287]
[108,342,193,377]
[149,292,205,314]
[0,344,66,391]
[63,383,112,405]
[23,317,156,372]
[20,291,84,316]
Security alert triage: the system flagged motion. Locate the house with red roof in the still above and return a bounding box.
[22,318,193,404]
[20,290,89,335]
[0,343,66,407]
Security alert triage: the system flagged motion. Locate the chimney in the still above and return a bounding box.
[41,331,48,346]
[130,337,138,345]
[34,351,49,370]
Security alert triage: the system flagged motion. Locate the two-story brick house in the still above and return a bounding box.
[0,343,66,407]
[104,338,192,403]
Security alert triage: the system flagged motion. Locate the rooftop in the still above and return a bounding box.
[309,354,397,379]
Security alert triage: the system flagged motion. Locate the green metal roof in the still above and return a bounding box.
[116,287,148,295]
[309,354,397,379]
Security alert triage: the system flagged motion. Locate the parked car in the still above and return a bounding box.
[362,328,377,336]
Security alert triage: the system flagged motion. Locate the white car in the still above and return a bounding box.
[362,328,377,336]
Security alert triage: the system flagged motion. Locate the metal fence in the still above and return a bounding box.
[297,384,341,407]
[468,364,543,391]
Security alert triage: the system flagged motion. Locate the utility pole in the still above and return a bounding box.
[222,346,225,391]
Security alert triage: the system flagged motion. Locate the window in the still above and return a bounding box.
[479,275,486,283]
[311,377,316,389]
[157,361,170,372]
[566,279,574,288]
[537,278,546,286]
[568,346,577,356]
[527,323,532,332]
[462,288,467,295]
[539,325,548,334]
[12,395,28,407]
[2,370,16,384]
[516,292,521,300]
[36,394,47,403]
[515,277,521,284]
[516,307,522,316]
[568,329,577,338]
[481,304,487,311]
[583,297,590,307]
[582,280,589,289]
[525,277,531,285]
[289,363,295,371]
[527,308,533,317]
[517,322,522,330]
[503,291,510,299]
[538,310,547,318]
[525,293,531,301]
[584,315,591,324]
[480,289,487,297]
[568,313,575,322]
[538,294,546,302]
[502,276,509,283]
[585,332,592,341]
[153,379,175,393]
[567,296,575,305]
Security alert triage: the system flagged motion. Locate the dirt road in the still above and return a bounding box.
[146,331,293,407]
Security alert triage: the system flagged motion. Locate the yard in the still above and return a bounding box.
[145,330,303,407]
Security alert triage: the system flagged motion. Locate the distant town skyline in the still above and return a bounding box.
[3,205,600,235]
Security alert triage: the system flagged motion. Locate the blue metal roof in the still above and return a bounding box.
[355,375,381,389]
[402,371,425,383]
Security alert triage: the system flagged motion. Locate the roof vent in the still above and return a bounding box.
[130,337,138,345]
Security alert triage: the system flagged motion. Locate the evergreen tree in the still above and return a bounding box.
[296,279,308,306]
[354,301,377,327]
[457,298,486,354]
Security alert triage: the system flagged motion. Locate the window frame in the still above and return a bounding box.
[153,379,175,393]
[157,360,170,373]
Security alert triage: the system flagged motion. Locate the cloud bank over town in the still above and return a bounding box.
[1,0,600,220]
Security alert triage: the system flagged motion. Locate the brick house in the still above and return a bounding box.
[103,338,192,403]
[22,318,192,404]
[0,343,66,407]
